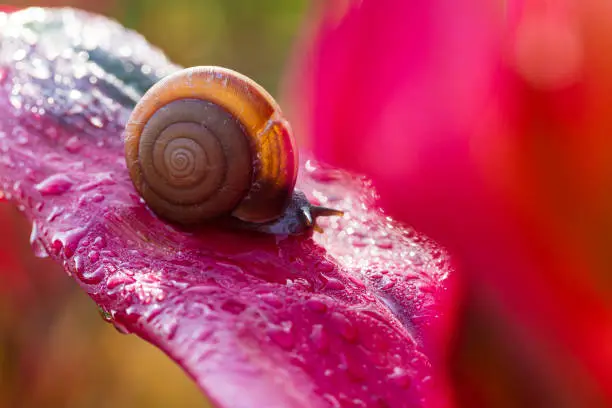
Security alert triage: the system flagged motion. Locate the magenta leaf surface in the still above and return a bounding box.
[0,8,455,408]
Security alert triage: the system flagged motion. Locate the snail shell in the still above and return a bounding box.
[124,66,343,234]
[124,66,298,225]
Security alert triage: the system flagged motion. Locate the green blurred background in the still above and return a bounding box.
[0,1,306,407]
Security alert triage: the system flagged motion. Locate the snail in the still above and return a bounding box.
[124,66,343,235]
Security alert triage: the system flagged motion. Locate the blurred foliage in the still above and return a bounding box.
[6,0,307,94]
[122,0,307,94]
[0,1,306,407]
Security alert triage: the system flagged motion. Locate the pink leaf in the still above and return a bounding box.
[0,8,456,408]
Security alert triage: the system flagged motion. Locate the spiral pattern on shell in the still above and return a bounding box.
[124,66,299,225]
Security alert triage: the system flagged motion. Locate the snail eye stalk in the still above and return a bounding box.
[300,206,345,234]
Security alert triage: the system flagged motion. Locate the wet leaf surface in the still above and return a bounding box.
[0,8,454,408]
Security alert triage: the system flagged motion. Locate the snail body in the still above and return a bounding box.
[124,66,342,235]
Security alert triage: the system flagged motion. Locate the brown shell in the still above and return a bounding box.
[124,66,299,225]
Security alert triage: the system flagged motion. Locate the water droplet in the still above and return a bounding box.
[348,275,366,289]
[64,135,82,153]
[73,254,84,275]
[46,206,64,222]
[306,298,328,314]
[322,394,341,408]
[351,398,367,408]
[381,278,396,290]
[259,293,282,309]
[89,115,104,128]
[80,260,105,284]
[92,235,106,249]
[44,126,58,140]
[110,319,131,335]
[310,324,329,352]
[51,227,86,258]
[221,299,246,315]
[324,276,345,291]
[12,126,28,145]
[375,238,393,250]
[351,237,369,248]
[12,181,23,199]
[29,222,48,258]
[12,49,26,61]
[316,260,334,273]
[29,62,51,80]
[87,250,100,263]
[9,95,22,109]
[388,367,412,388]
[330,312,358,342]
[267,323,294,350]
[106,274,135,290]
[35,174,74,195]
[309,167,343,183]
[339,353,366,382]
[77,172,115,191]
